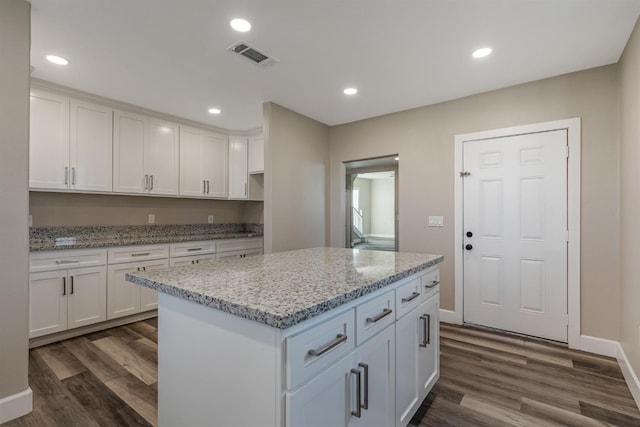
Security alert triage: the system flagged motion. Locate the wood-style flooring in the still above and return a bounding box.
[4,320,640,426]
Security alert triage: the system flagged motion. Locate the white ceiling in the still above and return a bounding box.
[30,0,640,131]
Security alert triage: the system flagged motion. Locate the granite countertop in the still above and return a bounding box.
[30,224,263,252]
[126,247,443,329]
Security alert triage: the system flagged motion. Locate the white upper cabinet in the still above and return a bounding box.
[228,137,248,199]
[248,134,264,173]
[29,89,70,190]
[29,89,113,192]
[180,126,228,198]
[113,111,178,195]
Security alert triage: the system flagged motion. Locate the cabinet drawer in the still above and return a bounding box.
[169,254,215,267]
[421,269,440,303]
[286,309,355,389]
[216,238,263,253]
[215,248,262,261]
[395,276,423,319]
[355,289,395,346]
[108,245,169,264]
[30,249,107,273]
[169,240,215,257]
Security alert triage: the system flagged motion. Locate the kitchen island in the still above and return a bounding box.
[127,247,443,427]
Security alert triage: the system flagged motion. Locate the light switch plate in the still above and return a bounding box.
[428,216,444,227]
[148,213,155,224]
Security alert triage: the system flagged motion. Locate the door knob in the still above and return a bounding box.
[466,231,473,238]
[465,244,473,250]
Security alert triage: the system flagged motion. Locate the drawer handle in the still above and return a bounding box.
[358,362,369,410]
[130,253,151,257]
[307,334,347,357]
[187,248,203,252]
[350,368,362,418]
[419,314,431,347]
[401,292,420,303]
[365,308,393,324]
[55,259,80,264]
[425,280,440,289]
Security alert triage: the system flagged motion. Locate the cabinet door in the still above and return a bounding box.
[286,353,355,427]
[418,294,439,401]
[29,89,70,190]
[350,325,395,427]
[139,259,169,311]
[395,306,421,427]
[29,271,68,338]
[113,110,147,194]
[70,99,113,191]
[202,132,228,198]
[67,266,107,329]
[228,137,248,199]
[107,262,141,319]
[179,127,206,197]
[147,119,179,195]
[248,135,264,173]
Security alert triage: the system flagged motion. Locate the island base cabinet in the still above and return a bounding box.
[286,325,395,427]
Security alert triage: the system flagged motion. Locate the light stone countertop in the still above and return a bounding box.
[126,247,443,329]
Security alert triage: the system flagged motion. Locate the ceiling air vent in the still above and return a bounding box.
[229,41,279,66]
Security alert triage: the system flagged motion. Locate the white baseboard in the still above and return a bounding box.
[0,388,32,424]
[439,309,461,325]
[618,343,640,409]
[579,335,618,357]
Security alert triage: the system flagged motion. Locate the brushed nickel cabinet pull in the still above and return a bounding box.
[425,280,440,289]
[244,183,247,196]
[401,292,420,303]
[419,315,429,347]
[64,166,69,185]
[131,252,150,257]
[426,314,431,344]
[62,276,66,296]
[145,174,149,190]
[307,334,347,357]
[206,180,210,194]
[203,180,206,194]
[350,368,362,418]
[150,175,154,190]
[55,259,80,264]
[187,248,202,252]
[70,276,74,295]
[366,308,392,324]
[72,167,76,185]
[358,362,369,410]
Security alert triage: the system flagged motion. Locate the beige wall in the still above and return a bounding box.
[619,18,640,377]
[330,65,620,340]
[0,0,30,412]
[29,192,260,227]
[263,103,330,253]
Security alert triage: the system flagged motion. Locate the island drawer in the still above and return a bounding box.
[355,289,395,345]
[216,238,263,253]
[395,276,423,319]
[285,309,355,389]
[108,245,169,264]
[30,249,107,272]
[169,241,215,258]
[421,269,440,302]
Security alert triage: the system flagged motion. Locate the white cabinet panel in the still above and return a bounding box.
[70,99,113,192]
[228,137,248,199]
[180,127,228,198]
[147,119,179,195]
[394,304,421,427]
[203,132,228,198]
[113,110,147,193]
[248,135,264,173]
[140,259,169,312]
[29,89,70,190]
[418,294,439,400]
[29,271,67,338]
[107,262,141,319]
[67,266,107,329]
[179,127,207,197]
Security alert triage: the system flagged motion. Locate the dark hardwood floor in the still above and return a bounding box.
[4,320,639,426]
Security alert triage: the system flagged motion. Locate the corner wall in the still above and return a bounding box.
[0,0,32,422]
[263,103,330,253]
[330,65,620,340]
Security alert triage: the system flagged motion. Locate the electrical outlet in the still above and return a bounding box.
[428,216,444,227]
[208,215,214,224]
[148,213,155,224]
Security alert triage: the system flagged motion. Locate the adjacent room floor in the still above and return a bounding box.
[5,321,640,426]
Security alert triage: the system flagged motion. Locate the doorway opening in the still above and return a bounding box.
[344,155,399,251]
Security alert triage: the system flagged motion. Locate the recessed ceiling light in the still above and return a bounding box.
[344,88,358,95]
[394,157,399,161]
[46,55,69,65]
[208,108,221,115]
[472,47,492,59]
[230,18,251,32]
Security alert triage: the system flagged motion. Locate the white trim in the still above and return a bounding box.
[618,343,640,409]
[439,309,461,325]
[454,118,581,348]
[365,234,394,239]
[0,388,32,424]
[579,335,618,358]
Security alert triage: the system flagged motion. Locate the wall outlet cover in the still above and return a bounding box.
[428,216,444,227]
[208,215,214,224]
[148,214,156,224]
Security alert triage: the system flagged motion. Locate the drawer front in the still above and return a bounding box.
[286,309,355,389]
[215,248,262,261]
[169,240,215,258]
[30,249,107,273]
[421,269,440,303]
[395,276,423,319]
[108,245,169,264]
[169,254,216,267]
[216,238,263,253]
[355,289,395,346]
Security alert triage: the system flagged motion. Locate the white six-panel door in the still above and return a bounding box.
[463,130,568,342]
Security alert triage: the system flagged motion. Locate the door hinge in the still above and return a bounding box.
[566,146,570,158]
[460,171,470,178]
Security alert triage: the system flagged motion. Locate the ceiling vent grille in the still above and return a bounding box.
[228,41,279,66]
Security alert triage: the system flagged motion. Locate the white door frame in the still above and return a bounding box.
[453,118,581,349]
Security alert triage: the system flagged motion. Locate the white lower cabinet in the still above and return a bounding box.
[107,259,168,319]
[169,254,216,267]
[29,266,107,338]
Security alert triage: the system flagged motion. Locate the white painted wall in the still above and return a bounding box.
[370,177,395,237]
